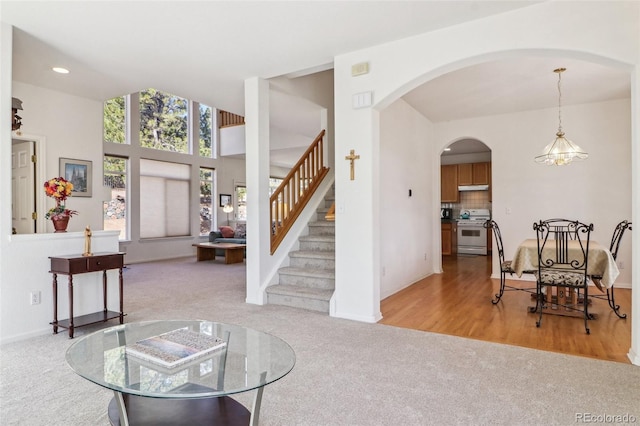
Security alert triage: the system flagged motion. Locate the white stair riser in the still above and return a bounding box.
[279,273,334,289]
[267,292,329,313]
[308,224,335,236]
[299,240,334,251]
[289,256,335,269]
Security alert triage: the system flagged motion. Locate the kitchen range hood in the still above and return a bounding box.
[458,184,489,191]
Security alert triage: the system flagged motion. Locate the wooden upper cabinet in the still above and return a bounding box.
[440,165,458,202]
[458,162,489,185]
[472,162,490,185]
[457,163,473,185]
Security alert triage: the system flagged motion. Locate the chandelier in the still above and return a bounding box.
[535,68,588,166]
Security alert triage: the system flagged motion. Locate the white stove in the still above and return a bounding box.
[457,209,490,255]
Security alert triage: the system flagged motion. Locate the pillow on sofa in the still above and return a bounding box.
[234,223,247,239]
[219,226,235,238]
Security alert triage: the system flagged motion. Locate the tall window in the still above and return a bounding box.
[236,185,247,221]
[103,156,128,240]
[140,159,190,238]
[269,178,283,196]
[104,96,126,144]
[199,104,213,158]
[199,168,214,236]
[139,89,188,153]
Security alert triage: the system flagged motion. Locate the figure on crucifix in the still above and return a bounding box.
[345,149,360,180]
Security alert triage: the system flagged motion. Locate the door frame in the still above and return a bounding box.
[11,133,47,234]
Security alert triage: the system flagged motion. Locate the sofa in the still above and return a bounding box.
[208,224,246,257]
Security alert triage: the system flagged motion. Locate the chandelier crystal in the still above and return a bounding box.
[535,68,588,166]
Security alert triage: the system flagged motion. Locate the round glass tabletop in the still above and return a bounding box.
[66,320,296,399]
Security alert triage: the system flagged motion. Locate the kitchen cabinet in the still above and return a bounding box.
[441,221,457,256]
[440,165,458,202]
[458,162,490,185]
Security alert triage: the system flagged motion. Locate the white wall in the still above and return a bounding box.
[436,99,632,287]
[13,81,104,233]
[379,98,434,298]
[1,231,121,343]
[331,0,639,363]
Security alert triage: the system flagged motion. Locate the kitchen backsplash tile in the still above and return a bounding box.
[460,191,491,210]
[441,190,491,218]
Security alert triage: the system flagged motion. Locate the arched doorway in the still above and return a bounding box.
[440,138,492,265]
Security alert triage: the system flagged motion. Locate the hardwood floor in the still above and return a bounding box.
[379,254,632,363]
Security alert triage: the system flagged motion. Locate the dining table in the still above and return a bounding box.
[510,239,620,317]
[511,239,620,288]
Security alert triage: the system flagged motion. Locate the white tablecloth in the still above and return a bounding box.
[510,239,620,288]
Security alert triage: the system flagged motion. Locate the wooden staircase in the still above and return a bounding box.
[266,186,335,313]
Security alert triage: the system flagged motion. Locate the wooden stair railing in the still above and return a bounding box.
[219,110,245,128]
[270,129,329,254]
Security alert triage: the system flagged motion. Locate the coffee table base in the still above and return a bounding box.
[107,394,250,426]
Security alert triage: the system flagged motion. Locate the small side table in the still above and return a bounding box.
[49,252,126,338]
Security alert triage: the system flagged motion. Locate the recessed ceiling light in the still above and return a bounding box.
[52,67,70,74]
[444,148,451,151]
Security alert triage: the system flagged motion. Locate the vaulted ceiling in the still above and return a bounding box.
[3,1,631,162]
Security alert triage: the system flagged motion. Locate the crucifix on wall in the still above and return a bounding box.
[345,149,360,180]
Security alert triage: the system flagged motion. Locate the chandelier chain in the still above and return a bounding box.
[557,70,563,134]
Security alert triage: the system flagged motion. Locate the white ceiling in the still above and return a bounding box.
[2,1,632,162]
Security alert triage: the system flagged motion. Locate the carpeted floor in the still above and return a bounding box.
[1,257,639,425]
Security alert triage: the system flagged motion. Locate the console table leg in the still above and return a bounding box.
[119,267,124,324]
[103,270,108,313]
[52,273,58,334]
[68,275,74,338]
[249,371,267,426]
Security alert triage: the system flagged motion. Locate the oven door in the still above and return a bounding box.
[457,223,487,255]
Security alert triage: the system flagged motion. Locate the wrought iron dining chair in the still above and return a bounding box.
[533,219,594,334]
[484,220,535,304]
[590,220,632,318]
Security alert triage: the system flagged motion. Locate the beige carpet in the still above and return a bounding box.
[1,256,639,425]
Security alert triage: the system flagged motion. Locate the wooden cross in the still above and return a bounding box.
[345,149,360,180]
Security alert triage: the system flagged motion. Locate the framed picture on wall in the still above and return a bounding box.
[59,157,93,197]
[219,194,231,207]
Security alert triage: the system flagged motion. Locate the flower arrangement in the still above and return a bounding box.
[44,177,78,220]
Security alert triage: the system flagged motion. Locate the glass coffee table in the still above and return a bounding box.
[66,320,295,426]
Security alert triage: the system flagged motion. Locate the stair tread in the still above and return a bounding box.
[278,266,335,278]
[309,221,335,226]
[299,234,335,242]
[267,284,334,300]
[289,250,335,259]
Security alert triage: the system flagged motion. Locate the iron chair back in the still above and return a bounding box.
[591,220,632,318]
[533,219,594,333]
[608,220,632,260]
[484,220,536,304]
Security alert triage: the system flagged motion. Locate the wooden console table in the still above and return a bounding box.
[49,252,126,338]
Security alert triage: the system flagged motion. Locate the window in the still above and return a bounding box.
[269,178,283,196]
[236,185,247,221]
[199,168,214,236]
[103,156,128,240]
[199,104,213,158]
[104,96,126,144]
[140,159,190,238]
[139,89,189,153]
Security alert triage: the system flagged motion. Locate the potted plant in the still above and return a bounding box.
[44,177,78,232]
